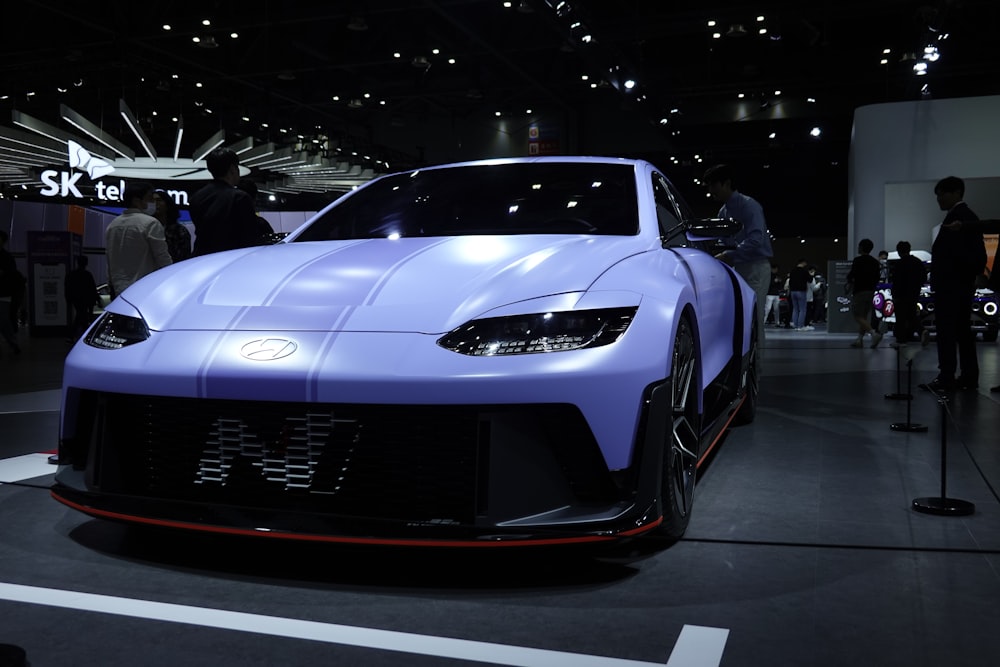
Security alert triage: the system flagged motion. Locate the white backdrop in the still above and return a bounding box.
[849,94,1000,257]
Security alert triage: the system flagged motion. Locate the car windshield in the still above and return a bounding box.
[293,162,640,241]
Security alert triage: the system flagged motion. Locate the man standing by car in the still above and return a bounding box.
[190,148,261,256]
[105,181,172,299]
[704,164,774,341]
[919,176,987,392]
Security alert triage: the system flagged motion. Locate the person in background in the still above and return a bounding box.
[787,258,812,331]
[703,164,774,340]
[0,229,22,355]
[938,214,1000,392]
[0,230,26,333]
[846,238,883,348]
[763,263,782,326]
[64,254,100,341]
[190,148,261,256]
[154,190,192,262]
[877,250,890,282]
[105,180,173,298]
[807,265,826,324]
[919,177,987,393]
[889,240,927,346]
[236,178,276,245]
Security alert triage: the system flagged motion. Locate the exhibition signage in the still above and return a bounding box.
[36,140,217,206]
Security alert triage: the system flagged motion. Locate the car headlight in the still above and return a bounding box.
[84,312,151,349]
[985,300,998,317]
[437,307,637,356]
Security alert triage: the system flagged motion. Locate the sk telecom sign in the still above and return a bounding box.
[39,140,247,206]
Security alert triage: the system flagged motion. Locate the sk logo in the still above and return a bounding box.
[68,140,115,179]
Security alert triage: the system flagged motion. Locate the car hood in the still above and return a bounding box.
[123,236,650,333]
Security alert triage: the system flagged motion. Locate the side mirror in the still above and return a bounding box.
[685,217,742,240]
[662,217,742,247]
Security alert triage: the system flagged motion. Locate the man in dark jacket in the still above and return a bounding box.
[940,215,1000,392]
[920,176,987,392]
[190,148,261,256]
[846,238,883,348]
[65,254,100,341]
[889,241,927,345]
[0,229,22,354]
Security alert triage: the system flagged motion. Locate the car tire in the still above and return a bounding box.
[657,315,700,540]
[733,316,759,425]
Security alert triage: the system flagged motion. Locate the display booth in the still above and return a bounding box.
[26,230,80,337]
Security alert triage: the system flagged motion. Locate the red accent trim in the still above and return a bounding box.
[51,491,660,548]
[696,394,744,468]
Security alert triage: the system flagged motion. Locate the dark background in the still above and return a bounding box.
[4,0,1000,247]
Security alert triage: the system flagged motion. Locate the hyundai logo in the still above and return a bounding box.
[240,338,298,361]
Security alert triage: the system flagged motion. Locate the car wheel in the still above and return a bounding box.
[733,315,759,425]
[658,316,700,540]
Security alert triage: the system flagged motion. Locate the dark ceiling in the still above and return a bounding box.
[4,0,1000,237]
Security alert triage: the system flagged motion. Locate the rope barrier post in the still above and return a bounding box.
[912,391,975,516]
[885,342,911,401]
[890,355,927,433]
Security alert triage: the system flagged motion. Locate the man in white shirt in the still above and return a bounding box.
[105,181,172,298]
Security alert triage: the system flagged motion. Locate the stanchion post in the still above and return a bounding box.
[912,392,975,516]
[890,357,927,432]
[885,342,911,401]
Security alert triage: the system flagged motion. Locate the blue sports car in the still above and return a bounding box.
[52,156,758,548]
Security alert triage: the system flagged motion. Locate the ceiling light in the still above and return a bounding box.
[119,99,157,161]
[192,128,225,162]
[913,61,928,74]
[12,110,98,152]
[173,116,184,161]
[60,104,136,160]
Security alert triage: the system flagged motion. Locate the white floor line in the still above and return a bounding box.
[665,625,730,667]
[0,454,56,483]
[0,582,685,667]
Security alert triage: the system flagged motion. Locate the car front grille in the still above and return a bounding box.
[67,392,618,524]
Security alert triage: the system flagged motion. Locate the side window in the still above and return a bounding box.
[652,174,682,246]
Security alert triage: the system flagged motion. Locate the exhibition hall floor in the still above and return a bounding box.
[1,328,999,667]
